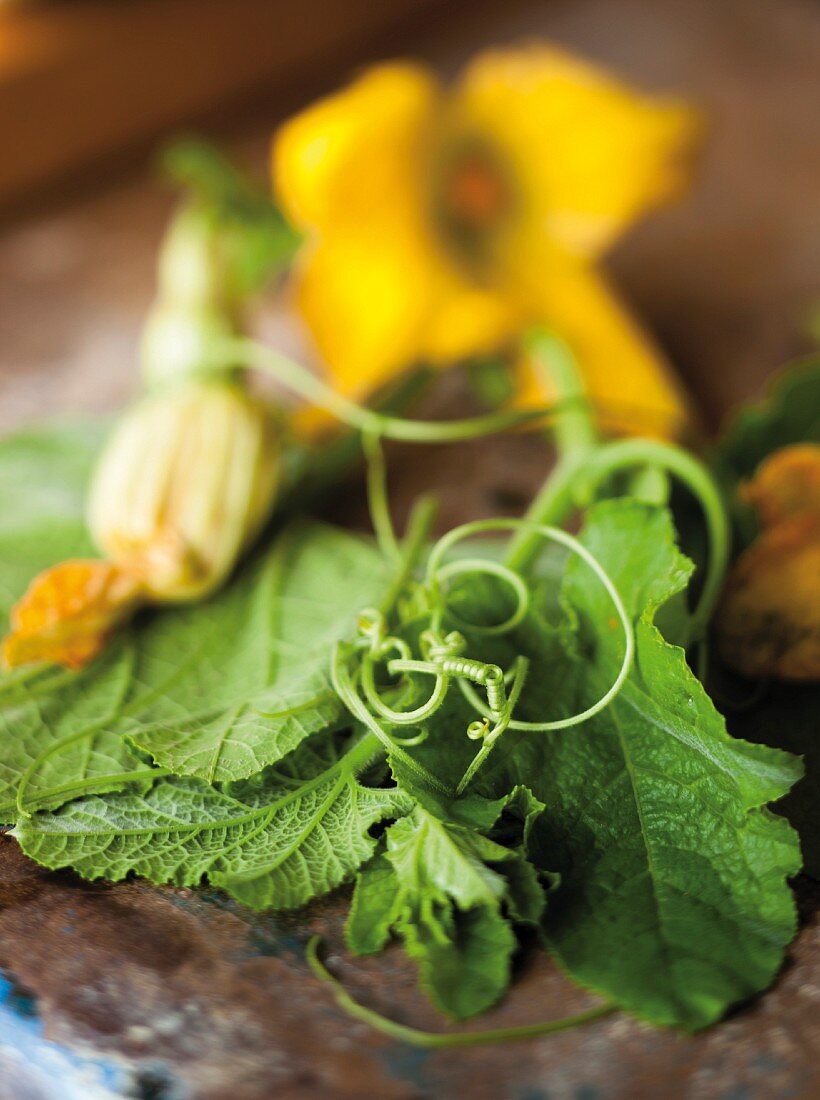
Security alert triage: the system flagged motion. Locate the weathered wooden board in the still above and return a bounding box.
[0,1,818,1097]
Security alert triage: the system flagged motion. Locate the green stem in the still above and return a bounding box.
[378,495,438,615]
[580,438,730,638]
[504,331,728,645]
[504,458,583,572]
[307,937,615,1048]
[277,368,434,518]
[363,431,401,565]
[142,145,298,390]
[505,330,599,572]
[222,338,572,443]
[628,464,670,506]
[527,330,598,458]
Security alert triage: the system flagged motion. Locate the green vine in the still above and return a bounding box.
[307,937,615,1048]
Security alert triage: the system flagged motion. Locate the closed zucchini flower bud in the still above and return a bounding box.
[3,380,279,670]
[2,144,292,671]
[88,378,278,602]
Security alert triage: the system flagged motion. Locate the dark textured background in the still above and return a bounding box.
[0,1,818,1097]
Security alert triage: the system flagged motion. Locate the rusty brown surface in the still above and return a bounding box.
[0,1,819,1098]
[0,837,818,1100]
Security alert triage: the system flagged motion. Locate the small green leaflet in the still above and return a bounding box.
[713,358,820,547]
[727,679,820,878]
[347,798,545,1019]
[15,731,411,910]
[160,139,300,298]
[399,906,515,1023]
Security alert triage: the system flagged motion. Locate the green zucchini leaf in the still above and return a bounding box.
[15,731,410,911]
[393,500,802,1029]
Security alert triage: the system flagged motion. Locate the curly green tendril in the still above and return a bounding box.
[428,518,635,732]
[336,510,634,794]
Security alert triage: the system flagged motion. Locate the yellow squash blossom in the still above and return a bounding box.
[272,45,700,438]
[717,444,820,681]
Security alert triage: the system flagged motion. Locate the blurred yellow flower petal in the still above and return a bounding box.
[295,219,520,399]
[453,45,700,263]
[294,227,434,403]
[422,272,519,366]
[272,44,700,438]
[510,262,693,439]
[273,63,437,231]
[292,223,520,436]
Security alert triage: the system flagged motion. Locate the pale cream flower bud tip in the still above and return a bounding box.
[88,379,280,602]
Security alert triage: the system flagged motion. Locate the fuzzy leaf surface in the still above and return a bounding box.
[716,358,820,483]
[514,501,802,1029]
[15,732,410,909]
[398,500,802,1029]
[0,422,390,817]
[0,422,152,820]
[118,523,390,781]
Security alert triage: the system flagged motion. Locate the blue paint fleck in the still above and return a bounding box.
[754,1053,782,1074]
[720,1087,751,1100]
[380,1040,432,1091]
[0,970,131,1099]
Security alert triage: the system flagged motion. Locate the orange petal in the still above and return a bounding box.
[717,514,820,681]
[3,560,143,670]
[741,443,820,528]
[717,444,820,680]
